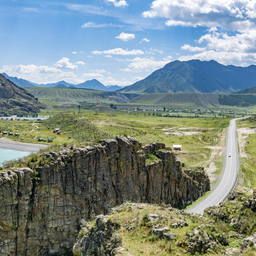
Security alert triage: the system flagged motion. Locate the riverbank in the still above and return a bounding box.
[0,137,48,152]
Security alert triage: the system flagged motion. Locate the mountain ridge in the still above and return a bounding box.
[0,74,44,115]
[2,73,122,91]
[120,60,256,94]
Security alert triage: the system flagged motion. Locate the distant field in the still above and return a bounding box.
[237,117,256,189]
[0,112,230,177]
[130,92,222,107]
[25,87,256,111]
[26,87,131,104]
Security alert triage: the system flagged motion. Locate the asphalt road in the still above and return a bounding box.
[187,118,241,215]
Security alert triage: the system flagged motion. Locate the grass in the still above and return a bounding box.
[146,154,161,165]
[79,194,256,255]
[26,87,130,105]
[0,112,230,173]
[237,117,256,189]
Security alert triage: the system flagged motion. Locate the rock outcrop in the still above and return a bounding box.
[0,136,210,255]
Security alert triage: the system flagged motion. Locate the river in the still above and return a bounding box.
[0,148,31,166]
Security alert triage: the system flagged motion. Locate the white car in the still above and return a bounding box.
[228,153,231,157]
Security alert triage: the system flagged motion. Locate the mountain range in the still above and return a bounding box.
[4,60,256,95]
[120,60,256,93]
[2,73,121,92]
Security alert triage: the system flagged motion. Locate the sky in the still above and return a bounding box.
[1,0,256,86]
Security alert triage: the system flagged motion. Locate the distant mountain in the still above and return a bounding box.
[235,86,256,94]
[105,85,122,91]
[76,79,106,90]
[40,80,73,88]
[3,73,37,87]
[2,74,121,91]
[55,84,68,88]
[218,85,256,107]
[120,60,256,94]
[0,74,44,116]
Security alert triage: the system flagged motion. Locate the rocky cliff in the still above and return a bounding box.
[0,136,210,256]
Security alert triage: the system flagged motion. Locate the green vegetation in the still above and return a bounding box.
[80,191,256,255]
[26,87,130,105]
[146,154,161,165]
[219,94,256,107]
[237,116,256,189]
[0,112,230,172]
[130,93,221,107]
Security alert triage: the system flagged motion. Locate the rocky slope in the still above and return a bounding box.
[0,136,209,255]
[120,60,256,94]
[0,74,44,116]
[74,190,256,255]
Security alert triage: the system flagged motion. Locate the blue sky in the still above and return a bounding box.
[1,0,256,86]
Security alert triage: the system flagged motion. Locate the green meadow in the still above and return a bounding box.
[237,117,256,189]
[0,112,230,172]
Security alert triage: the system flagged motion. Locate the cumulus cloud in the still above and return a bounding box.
[104,76,134,86]
[0,64,79,84]
[72,51,77,55]
[82,72,104,79]
[116,32,135,41]
[121,56,172,72]
[107,0,128,7]
[143,0,256,30]
[179,50,256,67]
[92,48,144,56]
[181,44,206,52]
[55,57,78,70]
[180,27,256,66]
[75,61,85,66]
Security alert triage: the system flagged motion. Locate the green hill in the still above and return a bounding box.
[0,74,44,116]
[130,93,222,107]
[235,86,256,94]
[26,87,131,104]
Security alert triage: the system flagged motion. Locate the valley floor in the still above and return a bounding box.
[0,137,48,152]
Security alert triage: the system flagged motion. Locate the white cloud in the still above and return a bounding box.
[198,28,256,53]
[165,20,196,27]
[91,69,106,73]
[107,0,128,7]
[142,0,256,30]
[82,73,104,79]
[75,61,85,66]
[55,57,78,70]
[140,38,150,43]
[116,32,135,41]
[121,56,172,72]
[72,51,77,55]
[179,50,256,67]
[104,76,133,86]
[179,27,256,65]
[181,44,206,52]
[0,64,79,84]
[179,27,256,66]
[92,48,144,56]
[81,22,122,28]
[81,22,95,28]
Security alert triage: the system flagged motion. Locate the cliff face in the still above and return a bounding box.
[0,136,210,256]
